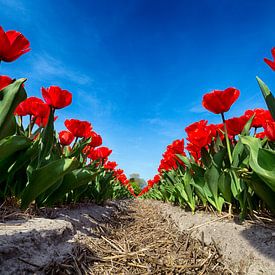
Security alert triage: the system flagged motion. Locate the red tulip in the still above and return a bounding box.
[114,169,124,177]
[59,130,75,146]
[225,116,248,136]
[245,109,273,128]
[35,114,58,128]
[202,88,240,114]
[42,86,72,109]
[166,139,184,154]
[0,26,30,62]
[0,75,13,91]
[14,97,44,116]
[65,119,92,138]
[263,121,275,141]
[104,161,118,170]
[117,173,128,185]
[186,142,201,162]
[87,146,112,161]
[185,120,208,134]
[158,151,178,172]
[264,47,275,71]
[88,131,103,147]
[185,120,212,150]
[255,132,266,139]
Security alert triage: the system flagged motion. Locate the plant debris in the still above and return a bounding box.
[42,200,231,274]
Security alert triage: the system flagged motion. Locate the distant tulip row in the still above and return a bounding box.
[139,49,275,218]
[0,26,135,208]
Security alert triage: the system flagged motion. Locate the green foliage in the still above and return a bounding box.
[256,76,275,120]
[0,79,27,139]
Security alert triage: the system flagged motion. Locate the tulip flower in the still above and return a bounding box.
[35,114,58,128]
[0,75,13,91]
[263,121,275,141]
[14,97,45,117]
[225,116,248,136]
[88,131,103,147]
[59,130,75,146]
[166,139,184,154]
[202,88,240,163]
[104,161,118,170]
[87,146,112,161]
[0,26,30,62]
[255,132,266,139]
[185,120,211,150]
[245,109,273,129]
[202,88,240,115]
[65,119,92,138]
[264,47,275,71]
[42,86,72,109]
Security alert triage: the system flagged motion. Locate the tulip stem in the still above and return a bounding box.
[28,115,32,137]
[72,137,78,150]
[221,112,233,164]
[253,127,257,136]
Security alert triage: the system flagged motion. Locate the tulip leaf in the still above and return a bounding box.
[201,147,211,168]
[176,154,191,168]
[213,148,226,170]
[240,136,275,192]
[204,164,224,212]
[241,114,254,136]
[44,168,98,205]
[0,135,31,161]
[0,79,27,139]
[218,172,232,202]
[204,165,219,201]
[242,172,275,214]
[37,107,54,167]
[21,158,79,209]
[256,76,275,121]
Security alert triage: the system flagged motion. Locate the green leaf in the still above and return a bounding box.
[218,172,232,202]
[37,107,54,167]
[204,165,224,212]
[241,114,254,136]
[176,154,191,168]
[44,168,98,205]
[213,148,226,170]
[256,76,275,121]
[243,172,275,214]
[201,147,211,168]
[232,140,245,167]
[21,158,79,209]
[240,136,275,192]
[204,165,219,201]
[68,137,91,158]
[0,79,27,139]
[0,136,31,161]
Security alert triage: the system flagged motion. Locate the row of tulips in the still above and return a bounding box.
[139,49,275,218]
[0,26,135,208]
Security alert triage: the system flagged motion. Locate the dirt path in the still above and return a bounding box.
[44,200,228,274]
[1,199,274,274]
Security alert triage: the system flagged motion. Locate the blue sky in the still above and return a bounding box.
[1,0,275,180]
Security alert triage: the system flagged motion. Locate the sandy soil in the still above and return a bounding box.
[0,199,275,274]
[0,201,124,274]
[150,200,275,274]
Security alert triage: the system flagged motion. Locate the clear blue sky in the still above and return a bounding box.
[1,0,275,179]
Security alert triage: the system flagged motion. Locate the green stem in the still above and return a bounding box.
[221,112,233,164]
[253,127,257,136]
[72,137,79,150]
[28,115,32,137]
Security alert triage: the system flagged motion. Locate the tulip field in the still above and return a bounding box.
[1,25,275,218]
[141,79,275,219]
[1,24,275,274]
